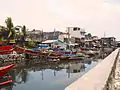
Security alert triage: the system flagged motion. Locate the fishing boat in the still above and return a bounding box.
[47,56,59,59]
[0,64,15,86]
[0,64,15,78]
[60,50,77,55]
[59,56,70,60]
[0,76,12,86]
[85,50,99,57]
[14,46,25,54]
[58,54,70,60]
[0,45,14,55]
[14,46,40,56]
[69,56,85,60]
[40,51,49,56]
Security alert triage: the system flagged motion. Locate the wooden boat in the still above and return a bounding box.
[14,46,40,56]
[0,64,15,86]
[0,45,14,51]
[40,52,49,56]
[69,55,85,60]
[14,46,25,53]
[25,49,39,56]
[0,76,12,86]
[47,56,59,59]
[61,51,76,54]
[0,50,13,55]
[0,64,15,78]
[59,50,77,55]
[0,45,14,55]
[59,56,70,60]
[48,52,61,56]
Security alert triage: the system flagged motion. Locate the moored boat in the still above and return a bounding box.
[0,64,15,86]
[69,56,85,60]
[0,76,12,86]
[0,64,15,78]
[58,56,70,60]
[0,45,14,55]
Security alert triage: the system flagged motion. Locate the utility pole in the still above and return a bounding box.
[67,27,70,44]
[53,28,56,40]
[104,31,106,37]
[41,29,44,42]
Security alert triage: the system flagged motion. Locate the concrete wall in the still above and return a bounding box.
[65,48,119,90]
[67,27,86,39]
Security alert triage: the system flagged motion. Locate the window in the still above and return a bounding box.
[78,28,80,30]
[73,27,77,31]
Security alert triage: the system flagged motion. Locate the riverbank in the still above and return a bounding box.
[65,48,119,90]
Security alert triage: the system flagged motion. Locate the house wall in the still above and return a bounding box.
[66,27,86,39]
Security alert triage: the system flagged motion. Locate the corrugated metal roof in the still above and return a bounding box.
[42,40,57,43]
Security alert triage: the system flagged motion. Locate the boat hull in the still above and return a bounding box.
[0,64,15,78]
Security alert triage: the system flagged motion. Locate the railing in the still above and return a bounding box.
[65,48,119,90]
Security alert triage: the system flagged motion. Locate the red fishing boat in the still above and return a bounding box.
[58,56,70,60]
[0,76,12,86]
[14,46,24,53]
[0,64,15,78]
[0,64,15,86]
[14,46,40,56]
[0,45,14,55]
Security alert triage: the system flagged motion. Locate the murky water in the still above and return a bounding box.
[1,59,101,90]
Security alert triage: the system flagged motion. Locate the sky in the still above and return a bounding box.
[0,0,120,40]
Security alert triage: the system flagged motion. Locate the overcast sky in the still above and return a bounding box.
[0,0,120,40]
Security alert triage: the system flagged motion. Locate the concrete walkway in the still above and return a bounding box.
[65,49,119,90]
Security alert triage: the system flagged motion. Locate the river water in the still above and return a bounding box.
[1,59,101,90]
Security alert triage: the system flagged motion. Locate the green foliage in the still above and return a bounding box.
[5,17,14,29]
[28,40,36,48]
[0,17,29,45]
[22,25,27,42]
[0,37,7,41]
[0,25,9,39]
[5,17,15,39]
[87,33,92,38]
[22,25,26,36]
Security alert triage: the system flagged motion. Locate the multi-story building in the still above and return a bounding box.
[66,27,86,39]
[101,37,116,48]
[27,29,43,42]
[27,29,63,42]
[64,27,86,44]
[43,31,63,40]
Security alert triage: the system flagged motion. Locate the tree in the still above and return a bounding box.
[15,25,22,41]
[22,25,27,42]
[5,17,15,40]
[87,33,92,39]
[0,25,9,40]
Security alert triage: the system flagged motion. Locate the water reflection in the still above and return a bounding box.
[2,59,100,90]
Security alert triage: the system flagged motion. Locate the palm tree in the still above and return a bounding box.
[5,17,15,42]
[0,25,9,41]
[22,25,27,42]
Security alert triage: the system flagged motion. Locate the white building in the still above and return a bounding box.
[66,27,86,39]
[58,34,67,42]
[67,63,85,73]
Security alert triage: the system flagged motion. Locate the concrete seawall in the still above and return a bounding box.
[65,49,119,90]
